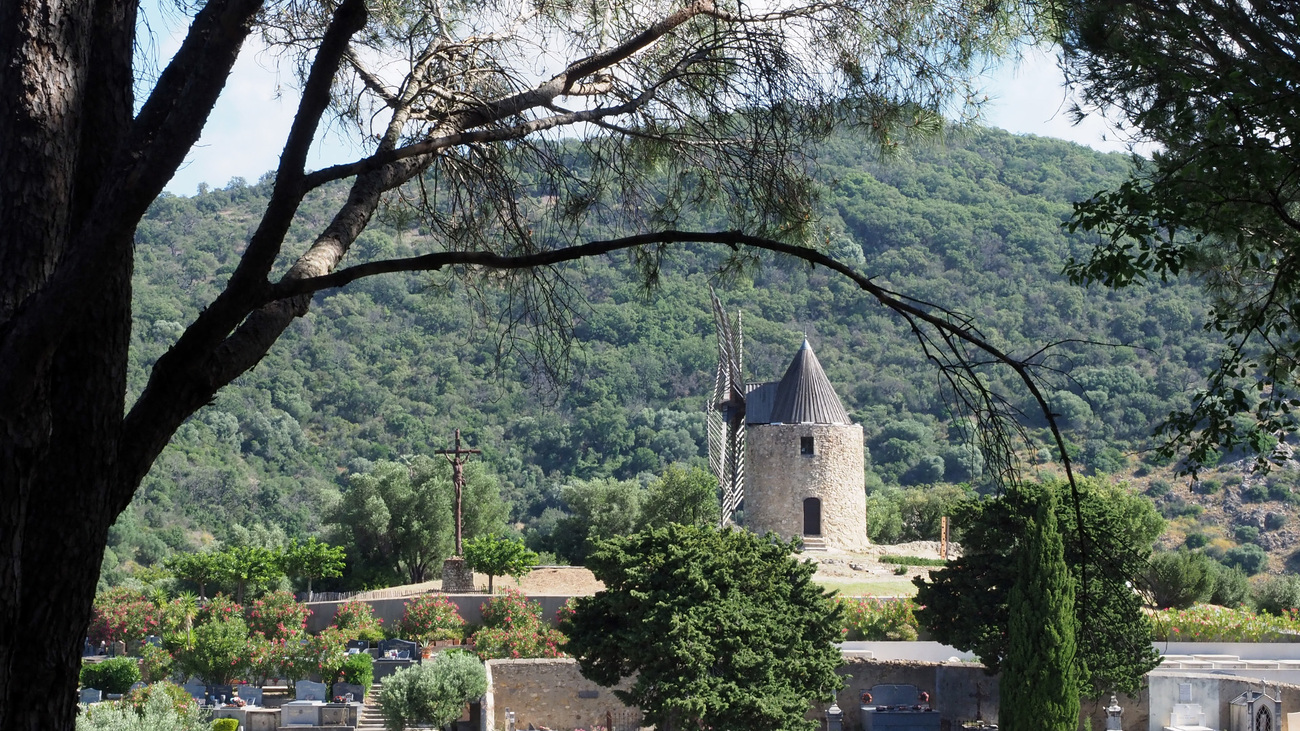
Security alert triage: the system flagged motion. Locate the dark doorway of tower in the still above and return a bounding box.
[803,497,821,536]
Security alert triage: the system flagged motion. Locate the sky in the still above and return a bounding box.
[154,16,1135,197]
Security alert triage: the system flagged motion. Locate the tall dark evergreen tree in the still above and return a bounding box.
[999,487,1080,731]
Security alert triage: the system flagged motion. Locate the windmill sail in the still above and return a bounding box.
[708,289,746,527]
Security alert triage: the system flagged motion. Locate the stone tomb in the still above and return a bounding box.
[282,679,330,726]
[1229,687,1281,731]
[79,688,102,704]
[1165,683,1214,731]
[860,684,941,731]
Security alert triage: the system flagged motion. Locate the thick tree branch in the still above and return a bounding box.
[269,229,1080,495]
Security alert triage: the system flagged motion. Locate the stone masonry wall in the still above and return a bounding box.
[746,423,869,551]
[482,658,638,731]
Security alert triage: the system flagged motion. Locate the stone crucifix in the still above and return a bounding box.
[435,428,481,556]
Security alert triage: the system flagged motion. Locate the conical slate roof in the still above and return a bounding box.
[768,340,851,425]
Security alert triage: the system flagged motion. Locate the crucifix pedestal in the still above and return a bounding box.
[441,556,475,594]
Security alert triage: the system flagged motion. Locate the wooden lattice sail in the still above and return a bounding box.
[708,289,747,527]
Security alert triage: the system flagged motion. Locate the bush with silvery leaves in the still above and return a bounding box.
[76,684,205,731]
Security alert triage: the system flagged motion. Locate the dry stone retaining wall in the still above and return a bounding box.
[482,658,638,731]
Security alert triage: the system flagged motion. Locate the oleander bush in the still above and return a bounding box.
[1149,604,1300,642]
[471,589,566,659]
[400,594,465,643]
[246,590,309,640]
[332,600,385,642]
[80,657,142,694]
[837,597,919,641]
[88,587,163,649]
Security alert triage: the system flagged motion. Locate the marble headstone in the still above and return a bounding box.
[296,679,328,701]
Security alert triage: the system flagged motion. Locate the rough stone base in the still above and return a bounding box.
[442,557,475,593]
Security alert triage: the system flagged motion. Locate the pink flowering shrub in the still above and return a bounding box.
[836,597,919,641]
[1148,604,1298,642]
[472,589,566,659]
[401,594,466,643]
[246,590,310,640]
[88,587,163,647]
[332,600,385,642]
[197,594,243,625]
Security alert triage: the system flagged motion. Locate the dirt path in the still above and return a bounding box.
[359,541,955,599]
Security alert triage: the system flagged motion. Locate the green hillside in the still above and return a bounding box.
[105,125,1285,588]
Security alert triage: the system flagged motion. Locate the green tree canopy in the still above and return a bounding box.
[280,537,346,599]
[638,464,720,530]
[164,551,227,599]
[914,478,1162,695]
[1055,0,1300,470]
[330,457,507,585]
[564,525,843,731]
[463,534,539,594]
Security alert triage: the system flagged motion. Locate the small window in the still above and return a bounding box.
[800,436,815,456]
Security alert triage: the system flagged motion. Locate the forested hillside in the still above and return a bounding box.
[105,126,1254,587]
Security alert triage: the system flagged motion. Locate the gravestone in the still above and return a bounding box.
[82,638,94,657]
[234,685,263,706]
[110,640,126,657]
[379,638,418,659]
[860,684,940,731]
[144,635,163,647]
[79,688,102,704]
[296,679,328,701]
[182,680,206,702]
[208,684,233,705]
[129,682,146,693]
[346,639,369,652]
[333,682,365,702]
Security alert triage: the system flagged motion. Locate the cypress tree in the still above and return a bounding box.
[999,487,1080,730]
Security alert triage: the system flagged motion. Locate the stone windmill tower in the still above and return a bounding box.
[709,300,868,552]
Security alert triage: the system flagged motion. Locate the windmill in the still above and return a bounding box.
[708,289,747,527]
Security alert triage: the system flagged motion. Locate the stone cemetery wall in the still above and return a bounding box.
[304,595,573,634]
[1148,673,1300,731]
[482,658,638,731]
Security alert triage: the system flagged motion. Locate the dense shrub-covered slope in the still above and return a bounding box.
[107,126,1229,584]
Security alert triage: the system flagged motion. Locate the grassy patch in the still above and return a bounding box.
[879,555,948,567]
[816,578,919,597]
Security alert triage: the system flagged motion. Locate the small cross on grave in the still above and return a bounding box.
[435,428,481,556]
[970,683,988,722]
